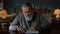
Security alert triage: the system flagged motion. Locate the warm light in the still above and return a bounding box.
[54,9,60,15]
[54,9,60,18]
[0,10,7,19]
[54,9,60,21]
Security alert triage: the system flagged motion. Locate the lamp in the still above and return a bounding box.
[0,10,7,19]
[54,9,60,21]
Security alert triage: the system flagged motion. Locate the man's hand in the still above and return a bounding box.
[16,26,26,33]
[29,26,37,31]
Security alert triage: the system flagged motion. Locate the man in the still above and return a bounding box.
[9,2,51,34]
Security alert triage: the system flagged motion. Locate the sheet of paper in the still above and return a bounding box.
[25,30,39,34]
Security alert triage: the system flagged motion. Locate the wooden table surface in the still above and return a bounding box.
[0,30,10,34]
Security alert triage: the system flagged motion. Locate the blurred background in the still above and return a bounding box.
[0,0,60,34]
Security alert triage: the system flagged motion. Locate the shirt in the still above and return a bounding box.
[9,13,51,31]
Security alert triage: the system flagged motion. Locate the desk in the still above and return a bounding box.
[0,19,10,23]
[0,14,17,34]
[0,30,9,34]
[0,17,11,31]
[0,13,17,18]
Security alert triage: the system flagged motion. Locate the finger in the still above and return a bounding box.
[17,28,23,33]
[21,29,25,33]
[17,27,25,33]
[17,28,25,33]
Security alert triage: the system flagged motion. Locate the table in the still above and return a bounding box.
[0,30,10,34]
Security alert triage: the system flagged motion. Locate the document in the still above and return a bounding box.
[25,30,39,34]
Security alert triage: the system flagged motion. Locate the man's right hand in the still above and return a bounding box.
[16,26,26,33]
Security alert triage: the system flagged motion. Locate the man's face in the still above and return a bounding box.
[22,6,31,16]
[22,6,30,12]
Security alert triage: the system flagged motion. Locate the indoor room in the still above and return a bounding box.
[0,0,60,34]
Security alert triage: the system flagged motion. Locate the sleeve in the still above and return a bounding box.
[40,15,52,30]
[9,15,20,31]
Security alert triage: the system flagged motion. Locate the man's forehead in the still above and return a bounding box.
[22,6,30,9]
[22,5,30,7]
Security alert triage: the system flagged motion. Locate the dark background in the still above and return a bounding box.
[4,0,60,10]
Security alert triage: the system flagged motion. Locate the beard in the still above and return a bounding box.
[23,11,32,16]
[23,12,33,21]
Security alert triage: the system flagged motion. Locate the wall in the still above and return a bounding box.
[4,0,60,12]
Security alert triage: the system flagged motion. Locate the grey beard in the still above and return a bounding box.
[26,17,32,21]
[23,13,33,21]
